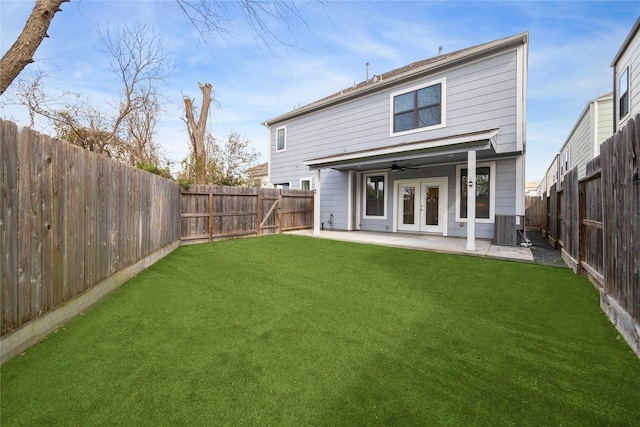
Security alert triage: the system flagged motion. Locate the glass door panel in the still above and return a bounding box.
[396,179,447,234]
[398,184,419,231]
[403,187,415,225]
[424,186,439,226]
[419,181,444,233]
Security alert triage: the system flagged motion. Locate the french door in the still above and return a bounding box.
[396,178,448,234]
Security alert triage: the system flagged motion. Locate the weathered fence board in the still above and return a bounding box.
[525,195,543,230]
[180,185,313,243]
[601,115,639,323]
[582,158,604,285]
[560,167,579,270]
[1,119,181,337]
[2,120,19,332]
[546,183,559,247]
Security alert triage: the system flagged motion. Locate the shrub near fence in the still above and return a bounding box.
[1,120,181,361]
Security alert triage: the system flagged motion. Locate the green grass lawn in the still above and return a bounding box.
[2,235,639,426]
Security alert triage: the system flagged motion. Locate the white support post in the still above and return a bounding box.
[355,172,361,230]
[347,171,353,231]
[313,169,321,235]
[466,150,476,251]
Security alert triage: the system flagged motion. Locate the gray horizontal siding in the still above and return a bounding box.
[270,49,521,185]
[494,159,516,216]
[319,170,349,230]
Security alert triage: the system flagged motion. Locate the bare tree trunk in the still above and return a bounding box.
[0,0,69,96]
[184,82,212,184]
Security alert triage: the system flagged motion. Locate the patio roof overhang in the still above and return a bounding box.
[303,128,500,172]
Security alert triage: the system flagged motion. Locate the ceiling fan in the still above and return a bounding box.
[389,161,417,172]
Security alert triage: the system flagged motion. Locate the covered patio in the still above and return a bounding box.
[304,128,525,252]
[285,229,533,262]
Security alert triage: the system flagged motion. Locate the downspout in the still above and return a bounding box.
[612,65,618,133]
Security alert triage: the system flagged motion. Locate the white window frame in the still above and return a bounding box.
[389,77,446,137]
[455,162,496,223]
[363,172,388,220]
[300,177,312,190]
[275,126,286,152]
[618,66,629,120]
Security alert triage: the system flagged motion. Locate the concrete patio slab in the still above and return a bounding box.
[285,229,534,263]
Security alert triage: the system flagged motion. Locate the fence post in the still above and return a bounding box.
[555,190,561,249]
[578,180,586,275]
[256,193,261,236]
[276,190,282,234]
[208,192,213,242]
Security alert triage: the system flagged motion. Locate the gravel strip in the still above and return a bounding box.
[525,230,568,268]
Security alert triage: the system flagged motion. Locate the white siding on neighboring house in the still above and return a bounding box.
[595,96,614,156]
[612,17,640,132]
[543,155,559,197]
[559,93,613,181]
[536,176,546,198]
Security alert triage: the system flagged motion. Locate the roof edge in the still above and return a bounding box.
[263,32,528,127]
[611,17,640,67]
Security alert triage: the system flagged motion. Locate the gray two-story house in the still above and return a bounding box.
[263,32,528,251]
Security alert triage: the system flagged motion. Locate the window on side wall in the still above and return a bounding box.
[300,178,311,190]
[391,79,445,135]
[456,163,495,222]
[364,174,387,218]
[619,67,629,119]
[276,126,286,151]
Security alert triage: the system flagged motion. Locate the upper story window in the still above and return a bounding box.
[619,67,629,119]
[391,78,445,135]
[276,126,286,151]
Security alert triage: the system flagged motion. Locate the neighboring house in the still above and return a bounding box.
[612,17,640,133]
[263,32,528,250]
[525,182,539,197]
[246,162,272,188]
[558,93,613,181]
[541,154,559,197]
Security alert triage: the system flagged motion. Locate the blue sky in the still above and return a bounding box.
[1,0,639,182]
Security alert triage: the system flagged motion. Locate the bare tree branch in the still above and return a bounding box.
[13,21,173,165]
[183,82,215,184]
[0,0,69,95]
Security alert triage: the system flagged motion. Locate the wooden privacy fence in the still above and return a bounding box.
[580,156,604,285]
[543,182,561,248]
[525,195,543,230]
[538,114,639,356]
[1,119,181,341]
[180,185,314,243]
